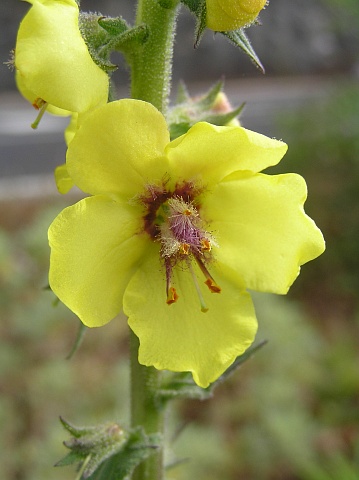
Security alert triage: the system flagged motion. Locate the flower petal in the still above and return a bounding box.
[15,71,70,117]
[15,0,108,112]
[49,195,148,327]
[166,122,287,187]
[67,100,170,198]
[201,171,325,294]
[54,164,74,194]
[125,249,257,388]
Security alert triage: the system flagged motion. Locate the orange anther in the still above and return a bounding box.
[204,278,221,293]
[166,287,179,305]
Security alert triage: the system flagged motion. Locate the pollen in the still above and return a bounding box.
[201,238,211,251]
[179,243,190,255]
[205,278,222,293]
[166,286,179,305]
[32,97,46,110]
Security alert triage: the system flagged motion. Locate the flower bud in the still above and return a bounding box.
[206,0,267,31]
[15,0,109,114]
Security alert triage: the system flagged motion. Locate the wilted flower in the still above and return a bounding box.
[206,0,267,31]
[48,99,325,387]
[15,0,109,116]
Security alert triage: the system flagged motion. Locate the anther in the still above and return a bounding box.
[179,243,190,255]
[165,258,179,306]
[205,278,221,293]
[32,98,47,110]
[195,256,221,294]
[31,100,48,129]
[166,286,179,305]
[201,238,211,252]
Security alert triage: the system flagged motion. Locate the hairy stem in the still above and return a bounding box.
[130,0,179,114]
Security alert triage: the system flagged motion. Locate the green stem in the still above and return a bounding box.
[130,0,179,114]
[130,331,164,480]
[128,2,179,478]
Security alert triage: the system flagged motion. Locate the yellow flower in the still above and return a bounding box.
[48,99,325,387]
[15,0,109,114]
[206,0,267,31]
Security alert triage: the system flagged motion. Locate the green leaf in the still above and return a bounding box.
[157,372,213,403]
[213,340,268,387]
[156,341,267,403]
[221,29,265,73]
[66,322,87,360]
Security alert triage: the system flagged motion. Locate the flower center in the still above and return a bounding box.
[140,181,221,312]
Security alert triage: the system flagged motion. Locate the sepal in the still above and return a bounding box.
[168,81,244,140]
[57,418,161,480]
[79,13,149,73]
[79,13,118,73]
[221,29,264,72]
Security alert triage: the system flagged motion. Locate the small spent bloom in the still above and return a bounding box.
[206,0,267,31]
[15,0,109,116]
[48,99,325,387]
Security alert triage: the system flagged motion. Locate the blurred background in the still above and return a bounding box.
[1,0,359,479]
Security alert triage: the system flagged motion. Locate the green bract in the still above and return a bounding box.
[206,0,267,31]
[15,0,109,113]
[48,99,325,387]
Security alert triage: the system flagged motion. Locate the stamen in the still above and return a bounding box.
[201,238,211,252]
[31,101,48,129]
[195,256,222,294]
[167,287,179,305]
[165,258,179,306]
[179,243,190,255]
[32,97,47,110]
[204,278,221,293]
[187,259,208,313]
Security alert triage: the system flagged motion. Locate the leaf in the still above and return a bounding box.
[156,341,268,403]
[66,322,87,360]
